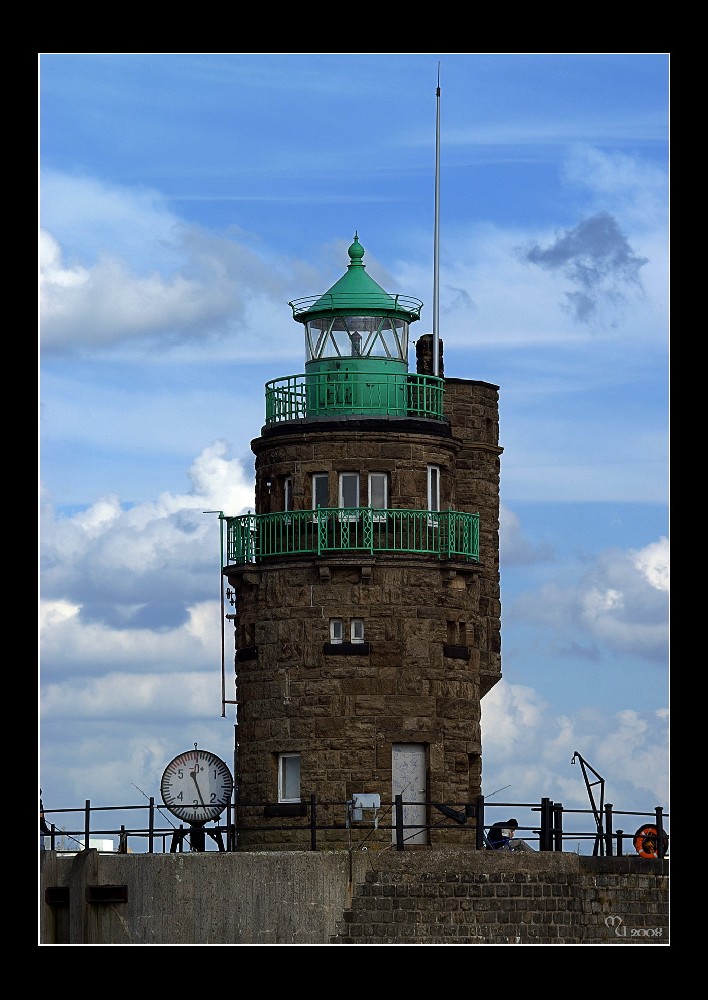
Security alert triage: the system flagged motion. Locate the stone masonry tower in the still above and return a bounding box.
[223,235,502,849]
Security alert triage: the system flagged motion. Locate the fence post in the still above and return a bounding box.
[604,803,614,857]
[655,806,667,858]
[395,794,404,851]
[539,797,552,851]
[149,796,155,854]
[474,795,485,850]
[616,829,624,856]
[225,802,235,852]
[310,794,317,851]
[84,800,91,849]
[552,802,564,852]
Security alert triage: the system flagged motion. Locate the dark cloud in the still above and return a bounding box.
[79,601,190,631]
[444,285,475,312]
[520,213,648,323]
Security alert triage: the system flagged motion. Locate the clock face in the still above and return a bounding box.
[160,749,233,824]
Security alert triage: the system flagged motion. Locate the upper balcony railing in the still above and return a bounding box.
[226,508,480,565]
[264,372,445,425]
[289,293,423,321]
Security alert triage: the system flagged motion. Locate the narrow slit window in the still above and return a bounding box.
[351,618,365,643]
[330,619,343,643]
[427,465,440,512]
[284,476,294,512]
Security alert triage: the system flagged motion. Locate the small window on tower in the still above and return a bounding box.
[278,753,301,803]
[284,476,294,512]
[330,619,343,643]
[351,619,365,643]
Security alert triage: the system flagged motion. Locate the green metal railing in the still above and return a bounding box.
[289,292,423,320]
[226,508,479,564]
[264,372,445,424]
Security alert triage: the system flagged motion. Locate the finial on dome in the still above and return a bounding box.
[348,233,365,265]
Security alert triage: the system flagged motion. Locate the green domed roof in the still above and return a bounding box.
[289,234,423,323]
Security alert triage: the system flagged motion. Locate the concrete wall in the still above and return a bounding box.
[40,849,668,946]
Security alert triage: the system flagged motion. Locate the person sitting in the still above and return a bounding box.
[487,818,534,851]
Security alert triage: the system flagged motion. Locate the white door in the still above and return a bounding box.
[392,743,427,846]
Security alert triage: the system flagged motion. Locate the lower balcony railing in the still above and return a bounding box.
[226,508,479,564]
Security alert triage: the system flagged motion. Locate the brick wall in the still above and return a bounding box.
[331,850,668,945]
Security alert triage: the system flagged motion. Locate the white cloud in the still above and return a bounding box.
[634,536,669,592]
[41,670,222,719]
[40,229,89,288]
[40,228,235,352]
[40,600,221,678]
[562,144,669,231]
[40,442,253,630]
[39,173,325,359]
[500,504,554,566]
[510,537,669,662]
[481,680,669,815]
[40,171,187,271]
[480,681,547,751]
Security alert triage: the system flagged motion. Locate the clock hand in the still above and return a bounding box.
[190,770,207,809]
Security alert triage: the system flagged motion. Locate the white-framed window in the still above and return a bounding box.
[351,618,365,643]
[339,472,359,510]
[368,472,388,519]
[278,753,301,802]
[427,465,440,513]
[312,473,328,512]
[284,476,294,512]
[338,472,360,522]
[330,619,343,643]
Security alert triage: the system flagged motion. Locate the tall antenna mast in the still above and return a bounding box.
[433,63,441,377]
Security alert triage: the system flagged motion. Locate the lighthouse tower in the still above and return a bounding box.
[223,235,502,849]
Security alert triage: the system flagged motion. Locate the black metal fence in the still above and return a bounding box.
[40,795,669,858]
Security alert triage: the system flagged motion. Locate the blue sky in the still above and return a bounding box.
[39,53,669,851]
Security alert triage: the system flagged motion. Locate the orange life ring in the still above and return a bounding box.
[633,824,668,859]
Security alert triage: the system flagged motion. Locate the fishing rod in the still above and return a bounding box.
[132,781,180,830]
[485,784,511,799]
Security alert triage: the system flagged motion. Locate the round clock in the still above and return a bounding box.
[160,746,233,824]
